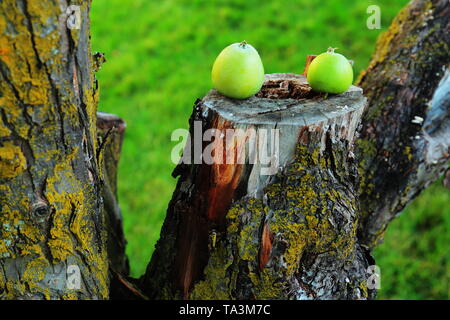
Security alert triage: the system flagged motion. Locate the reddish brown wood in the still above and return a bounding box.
[302,55,317,76]
[259,223,273,270]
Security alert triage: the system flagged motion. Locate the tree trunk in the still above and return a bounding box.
[142,74,376,299]
[355,0,449,248]
[0,0,128,299]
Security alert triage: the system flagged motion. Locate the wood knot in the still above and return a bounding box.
[30,200,51,223]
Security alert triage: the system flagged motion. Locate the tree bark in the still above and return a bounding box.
[0,0,116,299]
[96,112,132,298]
[96,112,128,275]
[142,0,449,299]
[355,0,449,248]
[142,74,376,299]
[0,0,447,301]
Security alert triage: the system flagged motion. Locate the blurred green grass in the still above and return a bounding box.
[90,0,449,299]
[374,180,449,299]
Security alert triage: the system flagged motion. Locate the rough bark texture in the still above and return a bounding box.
[356,0,449,248]
[0,0,110,299]
[0,0,447,301]
[142,0,449,300]
[96,112,128,277]
[142,74,375,299]
[96,111,131,298]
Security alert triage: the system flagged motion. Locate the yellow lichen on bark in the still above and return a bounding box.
[0,1,109,299]
[191,140,362,299]
[0,141,27,178]
[358,0,433,83]
[43,148,109,299]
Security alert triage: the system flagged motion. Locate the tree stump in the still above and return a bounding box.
[143,73,375,299]
[96,112,130,295]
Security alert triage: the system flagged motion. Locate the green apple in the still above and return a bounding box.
[212,41,265,99]
[307,48,353,94]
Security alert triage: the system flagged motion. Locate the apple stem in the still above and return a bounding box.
[239,40,248,48]
[327,47,338,53]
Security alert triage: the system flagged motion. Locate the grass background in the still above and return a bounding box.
[90,0,449,299]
